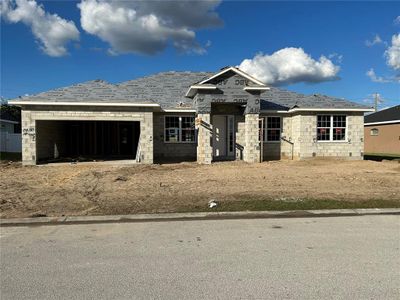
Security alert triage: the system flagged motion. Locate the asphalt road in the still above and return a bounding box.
[1,215,399,299]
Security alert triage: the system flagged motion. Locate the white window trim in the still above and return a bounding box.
[370,128,379,136]
[263,116,282,143]
[316,114,348,143]
[164,115,196,144]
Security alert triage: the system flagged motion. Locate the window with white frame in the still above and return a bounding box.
[317,115,346,141]
[370,128,379,136]
[165,116,195,143]
[264,116,281,142]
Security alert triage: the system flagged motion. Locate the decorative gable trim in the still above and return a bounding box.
[243,86,270,91]
[185,85,217,97]
[198,67,266,86]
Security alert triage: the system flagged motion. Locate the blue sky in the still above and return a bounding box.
[1,1,399,109]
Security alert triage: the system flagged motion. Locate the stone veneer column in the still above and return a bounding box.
[196,113,212,164]
[21,110,37,165]
[244,113,260,163]
[139,112,154,164]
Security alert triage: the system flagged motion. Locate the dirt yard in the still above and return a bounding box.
[1,159,399,218]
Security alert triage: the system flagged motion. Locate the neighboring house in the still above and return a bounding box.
[0,108,21,133]
[364,105,400,156]
[0,107,22,153]
[9,67,373,165]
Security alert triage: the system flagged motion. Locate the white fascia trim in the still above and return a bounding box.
[164,109,196,113]
[260,110,289,114]
[289,108,375,112]
[190,85,217,90]
[0,119,19,124]
[185,85,217,97]
[8,100,160,107]
[364,120,400,126]
[243,86,270,91]
[198,67,266,86]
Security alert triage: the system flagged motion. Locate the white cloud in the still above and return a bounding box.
[365,34,383,47]
[238,48,340,86]
[328,53,343,64]
[366,68,391,83]
[77,0,222,55]
[0,0,79,57]
[394,16,400,25]
[385,33,400,70]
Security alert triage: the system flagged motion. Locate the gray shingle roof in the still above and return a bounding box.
[19,79,156,104]
[14,71,371,110]
[364,105,400,123]
[260,88,371,110]
[118,71,212,109]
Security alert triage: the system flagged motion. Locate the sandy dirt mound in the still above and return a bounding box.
[1,159,399,218]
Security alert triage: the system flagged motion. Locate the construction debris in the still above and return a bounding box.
[208,200,218,208]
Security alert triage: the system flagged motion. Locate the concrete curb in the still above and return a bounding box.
[1,208,399,227]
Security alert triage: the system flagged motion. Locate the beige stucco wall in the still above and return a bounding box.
[21,106,154,165]
[364,123,400,155]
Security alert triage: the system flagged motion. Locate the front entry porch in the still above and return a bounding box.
[196,112,261,164]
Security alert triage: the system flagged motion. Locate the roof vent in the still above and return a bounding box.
[220,66,231,70]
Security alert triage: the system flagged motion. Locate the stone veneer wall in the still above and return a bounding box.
[234,115,245,160]
[283,112,364,160]
[243,114,261,163]
[280,116,293,159]
[260,113,364,160]
[21,106,365,165]
[196,113,213,164]
[153,113,197,161]
[21,106,154,165]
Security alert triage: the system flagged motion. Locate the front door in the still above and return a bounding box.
[212,115,235,160]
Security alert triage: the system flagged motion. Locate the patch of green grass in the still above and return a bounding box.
[177,198,400,213]
[0,152,22,161]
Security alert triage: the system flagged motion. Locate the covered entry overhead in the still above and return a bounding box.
[36,120,140,162]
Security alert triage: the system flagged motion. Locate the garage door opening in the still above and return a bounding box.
[36,121,140,163]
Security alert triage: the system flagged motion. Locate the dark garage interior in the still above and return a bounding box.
[36,120,140,162]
